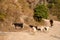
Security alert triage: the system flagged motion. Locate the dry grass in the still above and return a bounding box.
[0,0,47,32]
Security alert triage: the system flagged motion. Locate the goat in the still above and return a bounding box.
[32,27,37,32]
[29,25,33,28]
[35,26,41,31]
[12,23,23,29]
[29,25,37,32]
[39,26,45,31]
[44,26,50,31]
[50,19,53,27]
[37,29,41,30]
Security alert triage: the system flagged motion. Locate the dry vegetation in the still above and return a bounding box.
[0,0,46,32]
[0,0,60,32]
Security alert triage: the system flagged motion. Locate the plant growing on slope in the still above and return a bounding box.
[33,4,48,22]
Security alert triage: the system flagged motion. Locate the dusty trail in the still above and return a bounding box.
[0,19,60,40]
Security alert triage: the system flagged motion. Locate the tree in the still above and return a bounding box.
[33,4,48,22]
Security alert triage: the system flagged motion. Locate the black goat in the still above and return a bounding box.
[12,23,23,29]
[50,19,53,27]
[29,25,34,28]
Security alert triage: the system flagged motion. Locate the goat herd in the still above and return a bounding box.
[12,21,53,32]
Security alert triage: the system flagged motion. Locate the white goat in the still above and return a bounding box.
[40,26,44,31]
[37,26,44,31]
[32,27,37,32]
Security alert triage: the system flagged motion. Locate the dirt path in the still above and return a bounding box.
[0,20,60,40]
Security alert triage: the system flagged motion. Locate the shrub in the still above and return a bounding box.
[33,4,48,22]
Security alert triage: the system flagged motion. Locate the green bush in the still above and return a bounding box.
[33,4,48,22]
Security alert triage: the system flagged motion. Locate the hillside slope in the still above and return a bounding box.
[0,0,60,32]
[0,0,47,32]
[0,0,35,31]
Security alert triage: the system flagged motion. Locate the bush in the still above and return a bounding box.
[33,4,48,22]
